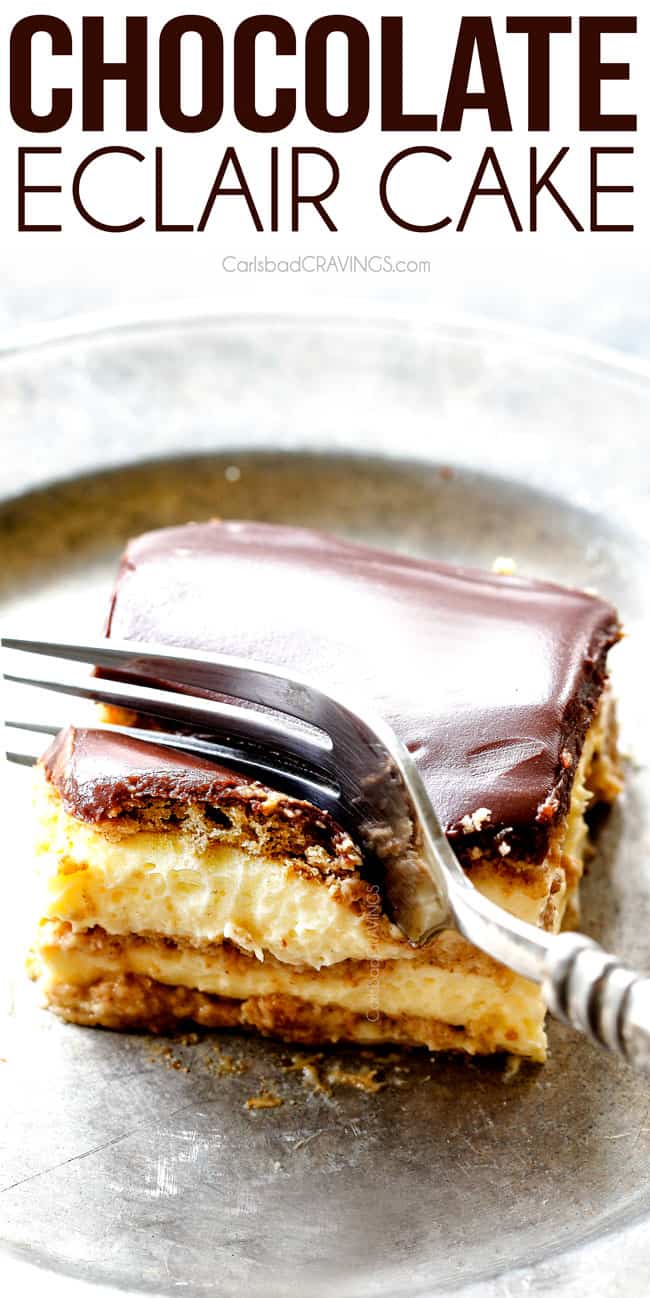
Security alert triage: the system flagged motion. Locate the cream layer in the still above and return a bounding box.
[33,924,549,1059]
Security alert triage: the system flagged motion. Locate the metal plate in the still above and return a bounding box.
[1,312,650,1298]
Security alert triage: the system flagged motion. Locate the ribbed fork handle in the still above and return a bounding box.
[542,932,650,1073]
[446,879,650,1073]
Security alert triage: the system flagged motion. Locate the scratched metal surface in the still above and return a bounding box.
[0,314,650,1298]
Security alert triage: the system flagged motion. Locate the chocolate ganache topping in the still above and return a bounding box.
[47,520,620,864]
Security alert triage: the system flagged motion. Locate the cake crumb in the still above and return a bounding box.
[204,1051,249,1078]
[502,1056,522,1083]
[492,556,517,576]
[246,1091,283,1110]
[537,793,560,823]
[560,749,573,769]
[301,1063,331,1095]
[282,1052,389,1096]
[150,1044,191,1073]
[326,1064,385,1094]
[460,807,492,834]
[282,1052,331,1094]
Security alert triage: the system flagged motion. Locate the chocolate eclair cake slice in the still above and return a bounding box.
[30,522,623,1060]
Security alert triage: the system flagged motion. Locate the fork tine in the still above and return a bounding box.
[1,642,456,943]
[1,635,336,735]
[4,715,336,789]
[2,660,334,774]
[3,724,47,766]
[3,719,343,817]
[5,720,59,736]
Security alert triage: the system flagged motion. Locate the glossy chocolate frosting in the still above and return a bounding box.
[90,519,620,863]
[43,724,257,819]
[94,516,617,861]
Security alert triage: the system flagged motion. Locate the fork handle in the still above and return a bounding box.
[447,879,650,1073]
[542,932,650,1073]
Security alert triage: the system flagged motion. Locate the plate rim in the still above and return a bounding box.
[1,300,650,389]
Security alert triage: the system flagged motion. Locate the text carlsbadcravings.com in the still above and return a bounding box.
[222,255,432,273]
[9,12,639,234]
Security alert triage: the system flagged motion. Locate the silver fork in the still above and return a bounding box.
[3,633,650,1074]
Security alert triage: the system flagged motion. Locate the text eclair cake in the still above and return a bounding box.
[29,521,623,1061]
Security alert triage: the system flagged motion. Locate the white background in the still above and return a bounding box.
[0,0,648,354]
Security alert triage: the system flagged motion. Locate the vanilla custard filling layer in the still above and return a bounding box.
[34,792,403,967]
[33,699,616,972]
[35,782,568,969]
[33,927,548,1059]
